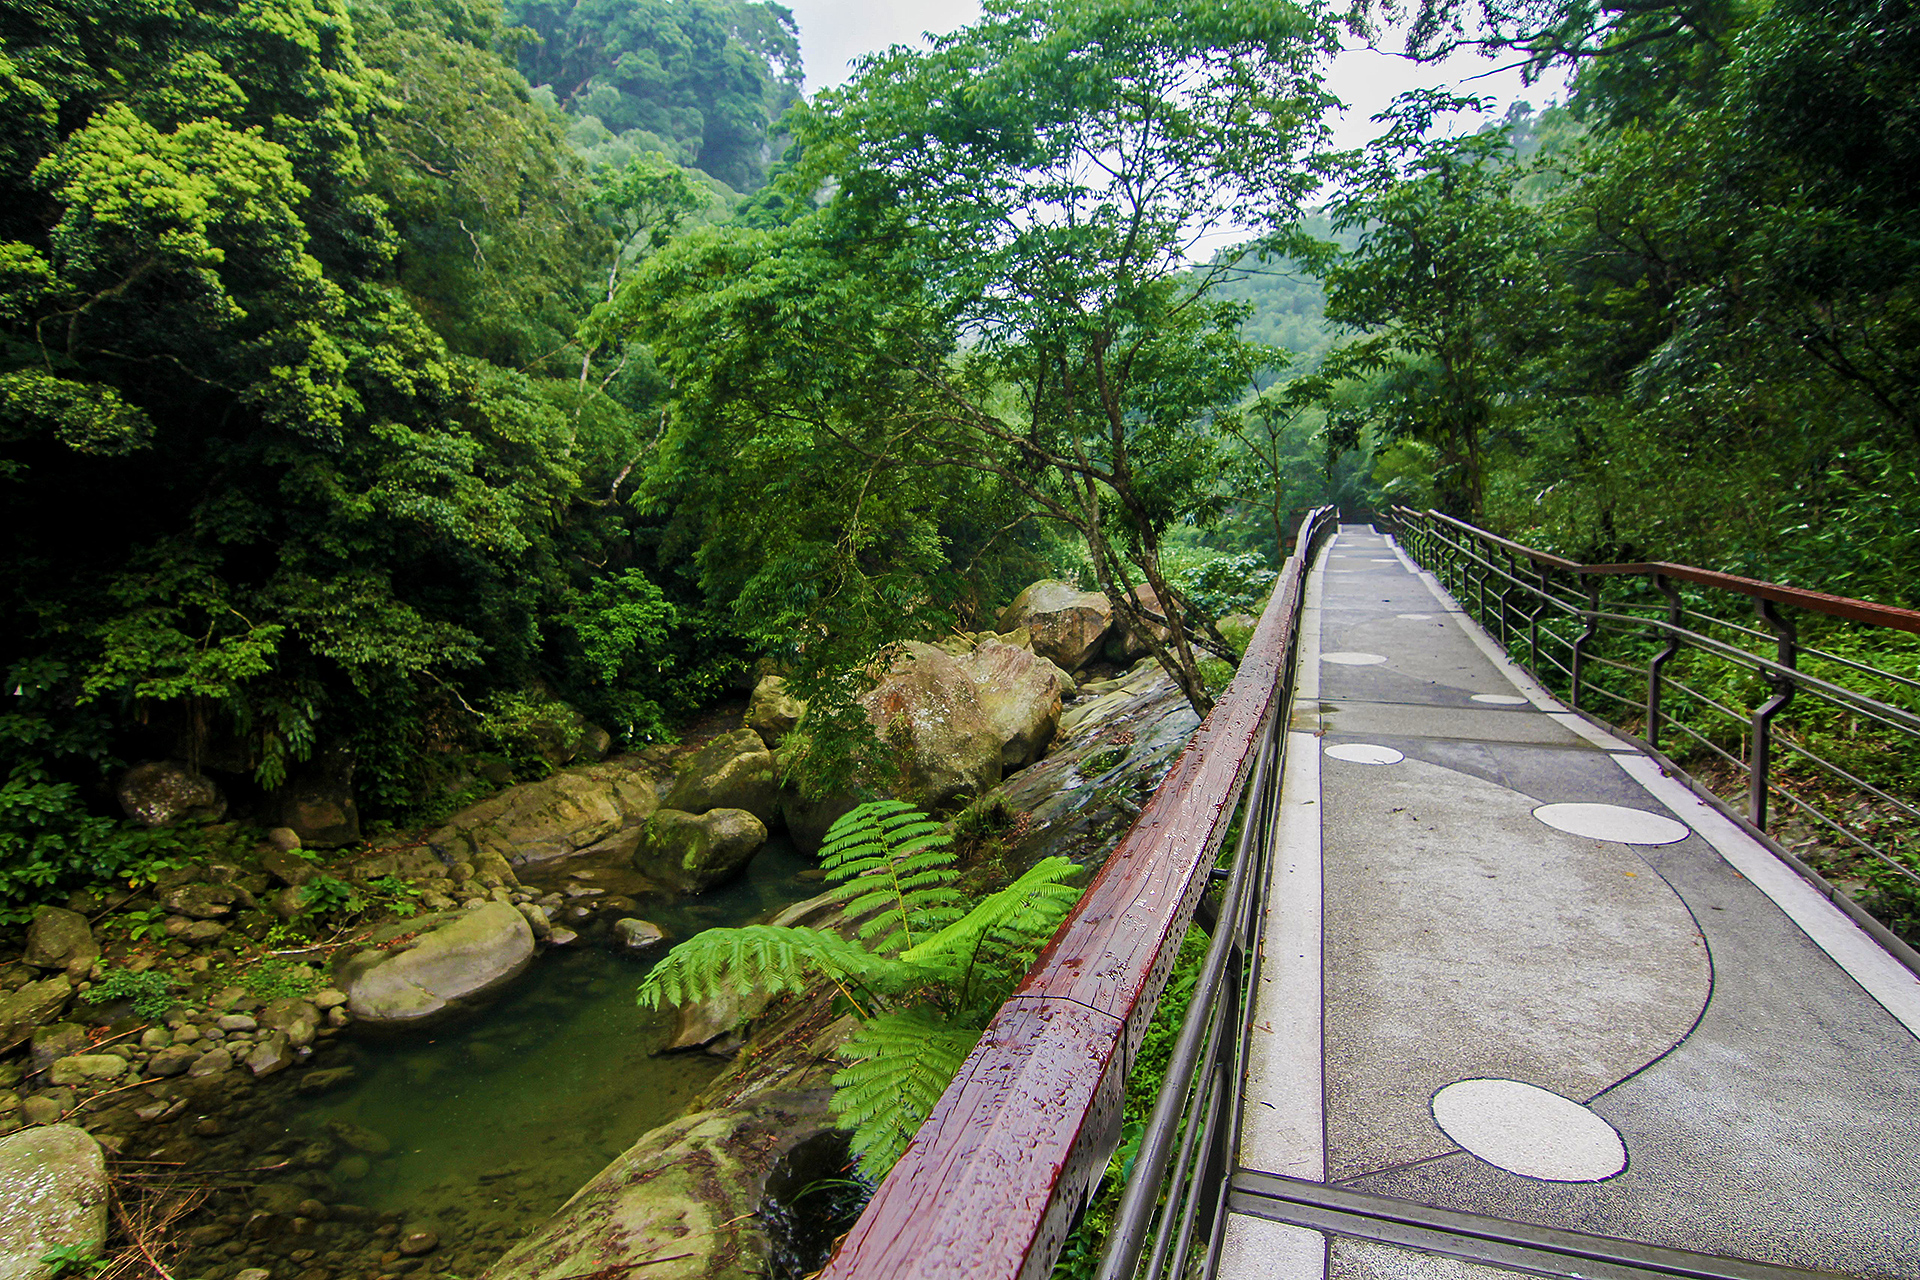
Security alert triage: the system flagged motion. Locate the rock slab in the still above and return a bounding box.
[334,903,535,1027]
[0,1125,108,1280]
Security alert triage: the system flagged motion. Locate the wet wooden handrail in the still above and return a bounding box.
[1417,509,1920,635]
[822,508,1336,1280]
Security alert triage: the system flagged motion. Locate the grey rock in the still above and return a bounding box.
[310,988,348,1011]
[260,848,316,888]
[426,760,661,870]
[29,1024,87,1073]
[160,882,239,920]
[23,908,98,979]
[147,1046,197,1078]
[258,999,319,1033]
[951,638,1072,770]
[996,580,1114,672]
[743,676,805,748]
[48,1055,128,1086]
[187,1047,235,1077]
[635,808,768,893]
[21,1096,64,1125]
[116,761,226,827]
[547,927,580,946]
[516,902,552,941]
[234,1269,272,1280]
[246,1032,294,1077]
[294,1066,357,1096]
[138,1027,172,1050]
[858,642,1004,811]
[266,826,304,853]
[398,1230,439,1256]
[661,729,777,826]
[333,903,533,1027]
[0,1125,108,1280]
[325,1119,391,1155]
[612,919,669,952]
[218,1014,258,1032]
[273,750,359,848]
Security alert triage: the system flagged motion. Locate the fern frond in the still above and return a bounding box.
[817,799,959,955]
[635,925,905,1012]
[830,1009,982,1178]
[900,856,1082,985]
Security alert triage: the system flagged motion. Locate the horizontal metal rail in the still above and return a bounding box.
[1389,506,1920,950]
[821,506,1337,1280]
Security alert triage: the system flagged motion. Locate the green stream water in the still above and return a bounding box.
[266,840,819,1255]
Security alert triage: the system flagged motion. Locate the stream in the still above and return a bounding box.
[172,839,821,1280]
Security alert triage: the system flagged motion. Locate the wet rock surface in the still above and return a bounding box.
[0,1124,108,1280]
[334,904,536,1027]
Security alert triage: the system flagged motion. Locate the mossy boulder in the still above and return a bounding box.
[743,676,805,748]
[662,729,778,827]
[0,1125,107,1280]
[635,809,768,893]
[334,903,535,1028]
[429,761,663,869]
[23,908,97,980]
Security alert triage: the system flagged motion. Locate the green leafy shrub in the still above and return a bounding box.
[83,967,179,1018]
[300,874,362,918]
[1173,553,1276,617]
[230,956,325,1003]
[638,800,1083,1177]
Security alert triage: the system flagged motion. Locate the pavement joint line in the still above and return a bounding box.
[1370,526,1920,1034]
[1613,752,1920,1039]
[1226,1174,1853,1280]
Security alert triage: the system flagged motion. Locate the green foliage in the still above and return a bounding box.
[227,955,326,1003]
[83,967,180,1019]
[637,801,1082,1178]
[1172,554,1277,618]
[507,0,801,190]
[299,874,362,917]
[39,1246,109,1280]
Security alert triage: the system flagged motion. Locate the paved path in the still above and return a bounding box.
[1220,526,1920,1280]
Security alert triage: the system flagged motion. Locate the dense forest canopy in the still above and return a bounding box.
[0,0,1915,915]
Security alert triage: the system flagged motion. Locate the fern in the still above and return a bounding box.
[820,799,964,954]
[830,1009,982,1174]
[634,925,902,1014]
[634,801,1086,1180]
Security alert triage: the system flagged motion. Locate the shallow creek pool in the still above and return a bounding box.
[192,840,821,1277]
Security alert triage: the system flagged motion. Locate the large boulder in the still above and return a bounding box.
[23,908,97,980]
[859,642,1003,812]
[951,639,1072,770]
[0,979,73,1055]
[635,809,768,894]
[742,677,805,748]
[662,730,777,827]
[428,761,662,869]
[116,761,226,827]
[0,1125,108,1280]
[333,903,535,1028]
[996,580,1114,672]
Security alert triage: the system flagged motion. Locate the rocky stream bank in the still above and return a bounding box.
[0,578,1238,1280]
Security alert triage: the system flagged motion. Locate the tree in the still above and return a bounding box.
[614,0,1337,718]
[1300,93,1544,517]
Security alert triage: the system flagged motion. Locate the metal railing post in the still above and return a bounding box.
[1571,580,1600,711]
[1749,599,1798,831]
[1647,574,1682,751]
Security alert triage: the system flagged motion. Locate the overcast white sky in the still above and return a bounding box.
[782,1,1567,151]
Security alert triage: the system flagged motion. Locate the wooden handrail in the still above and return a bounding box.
[1411,509,1920,635]
[822,508,1336,1280]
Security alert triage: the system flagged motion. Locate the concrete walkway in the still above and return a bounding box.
[1221,526,1920,1280]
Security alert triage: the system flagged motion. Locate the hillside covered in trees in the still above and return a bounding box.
[1,0,1915,920]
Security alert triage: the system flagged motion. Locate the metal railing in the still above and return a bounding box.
[1389,506,1920,967]
[1094,507,1336,1280]
[821,506,1337,1280]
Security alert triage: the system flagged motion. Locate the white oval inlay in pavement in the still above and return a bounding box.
[1533,803,1690,845]
[1371,558,1398,563]
[1432,1079,1626,1181]
[1396,613,1435,621]
[1321,652,1388,665]
[1325,744,1405,765]
[1470,694,1531,705]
